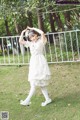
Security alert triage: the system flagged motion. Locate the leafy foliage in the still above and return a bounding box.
[0,0,80,36]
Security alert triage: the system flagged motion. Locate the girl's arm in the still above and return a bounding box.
[27,26,47,44]
[19,29,28,45]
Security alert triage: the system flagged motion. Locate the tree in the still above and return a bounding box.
[37,8,44,31]
[48,6,56,32]
[64,11,72,30]
[27,11,33,27]
[0,0,79,36]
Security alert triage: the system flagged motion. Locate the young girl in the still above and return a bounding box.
[19,27,52,106]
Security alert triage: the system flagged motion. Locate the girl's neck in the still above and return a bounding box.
[33,38,39,42]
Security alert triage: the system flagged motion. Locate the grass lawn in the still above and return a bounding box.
[0,63,80,120]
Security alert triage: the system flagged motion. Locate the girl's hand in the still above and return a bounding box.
[21,29,27,34]
[27,26,33,30]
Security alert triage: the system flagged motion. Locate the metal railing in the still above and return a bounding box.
[0,30,80,65]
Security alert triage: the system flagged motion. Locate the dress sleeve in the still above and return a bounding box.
[24,41,31,48]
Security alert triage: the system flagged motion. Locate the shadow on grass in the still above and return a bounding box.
[53,90,80,107]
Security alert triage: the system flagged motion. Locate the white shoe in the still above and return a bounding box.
[20,100,31,106]
[41,98,52,106]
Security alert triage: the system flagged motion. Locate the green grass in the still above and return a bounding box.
[0,63,80,120]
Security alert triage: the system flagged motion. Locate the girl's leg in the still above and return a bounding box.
[41,86,52,106]
[20,81,36,105]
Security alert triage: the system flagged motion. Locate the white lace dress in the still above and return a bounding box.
[24,39,51,86]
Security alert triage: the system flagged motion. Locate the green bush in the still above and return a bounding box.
[65,31,80,52]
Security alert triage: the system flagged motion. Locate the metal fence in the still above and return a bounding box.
[0,30,80,65]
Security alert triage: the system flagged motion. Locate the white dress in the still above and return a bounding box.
[25,38,51,86]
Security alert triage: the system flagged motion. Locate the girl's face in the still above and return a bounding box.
[29,34,38,42]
